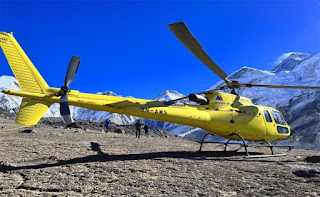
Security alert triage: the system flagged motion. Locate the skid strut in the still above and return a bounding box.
[199,133,242,152]
[198,132,294,158]
[199,133,211,151]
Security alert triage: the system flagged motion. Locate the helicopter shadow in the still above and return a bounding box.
[0,142,265,173]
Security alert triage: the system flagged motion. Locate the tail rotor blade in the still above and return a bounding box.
[58,56,80,126]
[59,93,73,125]
[65,56,80,87]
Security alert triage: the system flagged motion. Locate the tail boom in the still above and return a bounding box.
[2,89,211,129]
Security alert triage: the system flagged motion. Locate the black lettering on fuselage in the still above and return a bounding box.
[141,107,149,112]
[153,109,168,115]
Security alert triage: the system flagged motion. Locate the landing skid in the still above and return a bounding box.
[198,133,294,158]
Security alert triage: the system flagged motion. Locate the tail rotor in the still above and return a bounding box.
[58,56,80,126]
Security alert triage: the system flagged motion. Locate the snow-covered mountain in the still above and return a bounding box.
[272,52,312,73]
[1,52,320,149]
[0,76,21,114]
[153,90,185,101]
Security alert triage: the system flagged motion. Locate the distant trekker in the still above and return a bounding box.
[135,120,142,138]
[105,119,111,132]
[144,124,149,135]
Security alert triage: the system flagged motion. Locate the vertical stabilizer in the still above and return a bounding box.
[0,32,52,126]
[0,32,48,93]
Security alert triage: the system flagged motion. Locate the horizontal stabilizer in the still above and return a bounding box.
[16,98,52,126]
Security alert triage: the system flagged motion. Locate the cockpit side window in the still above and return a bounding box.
[271,111,286,126]
[264,110,272,122]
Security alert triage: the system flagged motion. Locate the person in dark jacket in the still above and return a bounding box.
[105,119,111,132]
[135,120,142,138]
[144,124,149,136]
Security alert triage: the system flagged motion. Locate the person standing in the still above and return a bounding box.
[135,120,142,138]
[105,119,111,132]
[144,124,149,136]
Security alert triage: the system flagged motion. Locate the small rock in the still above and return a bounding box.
[115,129,125,134]
[19,129,35,133]
[51,133,62,137]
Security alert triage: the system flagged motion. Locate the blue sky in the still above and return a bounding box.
[0,0,319,99]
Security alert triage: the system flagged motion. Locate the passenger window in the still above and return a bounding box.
[264,110,272,122]
[271,111,286,126]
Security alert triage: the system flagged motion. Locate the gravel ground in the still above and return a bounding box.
[0,117,319,196]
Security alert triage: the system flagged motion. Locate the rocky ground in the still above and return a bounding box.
[0,117,319,196]
[0,107,14,120]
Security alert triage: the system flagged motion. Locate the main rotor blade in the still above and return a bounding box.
[168,22,230,85]
[245,84,320,89]
[170,83,320,102]
[65,56,80,87]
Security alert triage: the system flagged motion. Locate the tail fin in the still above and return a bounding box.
[0,32,51,126]
[0,32,48,93]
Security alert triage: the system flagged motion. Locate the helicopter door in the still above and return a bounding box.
[263,110,274,134]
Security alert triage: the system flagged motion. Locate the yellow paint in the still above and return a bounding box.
[16,98,52,126]
[0,32,291,142]
[0,126,28,132]
[0,32,48,93]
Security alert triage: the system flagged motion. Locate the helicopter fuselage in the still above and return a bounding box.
[3,89,290,142]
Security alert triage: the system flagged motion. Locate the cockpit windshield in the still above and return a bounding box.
[271,111,286,126]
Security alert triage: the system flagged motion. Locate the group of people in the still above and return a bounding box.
[134,119,149,138]
[104,118,149,138]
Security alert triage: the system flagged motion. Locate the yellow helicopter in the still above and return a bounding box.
[0,22,319,158]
